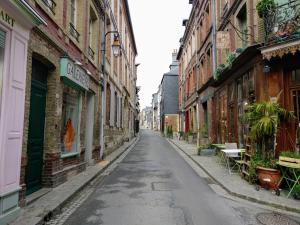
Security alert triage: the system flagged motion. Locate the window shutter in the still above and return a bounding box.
[0,30,6,49]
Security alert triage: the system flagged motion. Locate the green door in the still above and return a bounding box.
[26,59,47,195]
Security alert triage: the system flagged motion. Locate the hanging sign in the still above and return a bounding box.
[60,57,90,91]
[216,31,230,49]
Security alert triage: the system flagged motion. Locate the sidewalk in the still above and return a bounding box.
[168,138,300,214]
[11,136,139,225]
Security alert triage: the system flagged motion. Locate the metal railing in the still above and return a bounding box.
[263,0,300,44]
[41,0,56,14]
[69,23,80,42]
[88,46,95,60]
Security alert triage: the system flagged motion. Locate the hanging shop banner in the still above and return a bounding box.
[216,31,230,49]
[60,57,89,91]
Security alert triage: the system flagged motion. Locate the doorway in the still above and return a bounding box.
[26,59,47,195]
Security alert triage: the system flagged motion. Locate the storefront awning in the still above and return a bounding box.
[261,39,300,60]
[9,0,46,26]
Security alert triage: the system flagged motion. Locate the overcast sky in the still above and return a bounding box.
[127,0,192,109]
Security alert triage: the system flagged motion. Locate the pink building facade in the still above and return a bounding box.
[0,1,44,224]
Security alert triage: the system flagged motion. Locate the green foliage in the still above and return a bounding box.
[214,64,226,79]
[188,129,194,136]
[256,0,276,18]
[166,125,173,138]
[235,48,245,54]
[200,124,208,137]
[293,184,300,194]
[249,154,278,183]
[280,151,300,159]
[226,52,237,68]
[243,99,295,162]
[197,144,210,155]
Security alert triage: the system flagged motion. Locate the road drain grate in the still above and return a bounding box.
[256,213,299,225]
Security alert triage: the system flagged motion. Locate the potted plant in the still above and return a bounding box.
[197,144,214,156]
[244,96,294,189]
[256,0,277,43]
[187,129,193,144]
[292,185,300,200]
[256,0,276,18]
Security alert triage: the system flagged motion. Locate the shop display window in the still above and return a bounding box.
[61,91,80,156]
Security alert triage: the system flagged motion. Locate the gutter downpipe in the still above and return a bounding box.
[100,0,107,159]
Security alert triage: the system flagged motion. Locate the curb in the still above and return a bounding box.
[47,135,140,221]
[167,138,300,214]
[14,135,140,225]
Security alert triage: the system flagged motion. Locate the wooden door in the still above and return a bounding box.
[26,59,47,195]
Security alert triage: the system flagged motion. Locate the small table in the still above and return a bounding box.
[221,149,245,174]
[277,162,300,198]
[211,144,226,150]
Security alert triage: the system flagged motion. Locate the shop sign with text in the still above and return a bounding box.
[60,57,89,91]
[0,7,15,27]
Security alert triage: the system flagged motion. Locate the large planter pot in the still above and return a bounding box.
[256,166,281,190]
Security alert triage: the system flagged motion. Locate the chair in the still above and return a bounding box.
[218,143,238,164]
[224,143,244,174]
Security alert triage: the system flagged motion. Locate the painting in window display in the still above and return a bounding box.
[61,92,80,155]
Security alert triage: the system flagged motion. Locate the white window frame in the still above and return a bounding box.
[70,0,77,27]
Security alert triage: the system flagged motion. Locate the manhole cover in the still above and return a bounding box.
[257,213,299,225]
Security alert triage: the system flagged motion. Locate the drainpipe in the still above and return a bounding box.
[212,0,217,77]
[100,0,107,160]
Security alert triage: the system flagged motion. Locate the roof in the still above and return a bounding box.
[124,0,137,55]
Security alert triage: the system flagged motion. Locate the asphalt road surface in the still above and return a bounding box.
[59,130,300,225]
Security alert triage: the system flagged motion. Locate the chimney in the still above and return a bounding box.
[172,49,178,63]
[170,50,179,70]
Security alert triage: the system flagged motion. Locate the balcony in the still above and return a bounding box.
[41,0,56,14]
[69,23,80,42]
[261,1,300,59]
[88,47,95,60]
[263,0,300,45]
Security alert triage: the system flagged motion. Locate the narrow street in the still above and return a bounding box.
[46,130,298,225]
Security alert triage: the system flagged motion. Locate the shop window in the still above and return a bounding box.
[0,30,6,117]
[61,92,80,156]
[291,69,300,82]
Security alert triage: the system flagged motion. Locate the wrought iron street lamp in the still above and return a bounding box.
[100,29,121,159]
[112,34,121,57]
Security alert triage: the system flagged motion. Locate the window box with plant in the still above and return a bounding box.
[243,94,295,190]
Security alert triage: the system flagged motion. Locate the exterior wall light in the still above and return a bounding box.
[112,34,121,57]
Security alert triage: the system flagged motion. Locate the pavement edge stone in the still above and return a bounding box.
[167,138,300,214]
